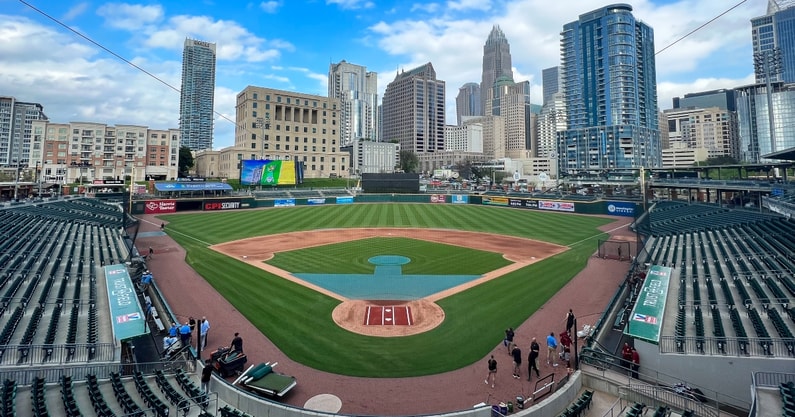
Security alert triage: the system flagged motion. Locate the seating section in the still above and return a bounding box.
[109,372,145,417]
[31,377,47,417]
[624,402,645,417]
[86,373,115,417]
[0,198,130,365]
[638,203,795,357]
[220,405,255,417]
[175,368,209,408]
[1,379,15,417]
[556,390,593,417]
[60,375,83,417]
[155,369,191,414]
[781,381,795,417]
[132,371,169,417]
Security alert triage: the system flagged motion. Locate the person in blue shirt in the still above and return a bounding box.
[179,322,191,346]
[169,323,178,338]
[546,332,558,366]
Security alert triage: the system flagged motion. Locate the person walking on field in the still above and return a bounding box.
[485,355,497,388]
[565,309,575,335]
[527,338,540,379]
[505,327,516,353]
[546,332,559,366]
[511,344,522,379]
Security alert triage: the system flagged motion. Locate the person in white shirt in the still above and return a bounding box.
[200,316,210,349]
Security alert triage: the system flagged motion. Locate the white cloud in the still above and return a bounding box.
[657,74,755,110]
[411,3,441,13]
[446,0,491,11]
[260,1,282,13]
[62,2,91,21]
[96,3,164,31]
[326,0,375,10]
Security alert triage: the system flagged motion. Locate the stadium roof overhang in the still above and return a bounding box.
[153,182,233,192]
[762,146,795,162]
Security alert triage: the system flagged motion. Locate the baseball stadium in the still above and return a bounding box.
[0,170,793,417]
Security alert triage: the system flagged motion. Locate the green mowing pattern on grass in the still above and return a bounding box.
[163,204,612,377]
[268,237,511,275]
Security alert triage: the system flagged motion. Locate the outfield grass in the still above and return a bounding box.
[268,237,511,275]
[163,204,612,377]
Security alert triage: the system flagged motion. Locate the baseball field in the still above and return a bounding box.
[162,203,612,377]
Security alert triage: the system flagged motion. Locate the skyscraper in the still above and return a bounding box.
[381,63,445,154]
[456,83,482,125]
[0,96,47,167]
[179,38,216,151]
[752,0,795,84]
[558,4,661,172]
[485,77,532,156]
[541,67,561,106]
[481,25,513,115]
[328,60,378,145]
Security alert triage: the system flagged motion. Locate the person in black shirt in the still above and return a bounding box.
[511,345,522,379]
[528,337,540,380]
[230,332,243,353]
[485,355,497,388]
[201,359,213,393]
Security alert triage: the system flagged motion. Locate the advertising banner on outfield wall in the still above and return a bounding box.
[482,196,509,206]
[307,198,326,205]
[606,201,636,217]
[451,195,469,204]
[507,198,539,209]
[537,200,575,212]
[430,194,446,203]
[274,199,296,207]
[144,200,177,214]
[203,200,243,211]
[336,196,353,204]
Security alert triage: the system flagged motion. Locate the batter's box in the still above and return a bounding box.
[364,305,413,326]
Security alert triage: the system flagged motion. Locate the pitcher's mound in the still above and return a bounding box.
[332,299,445,337]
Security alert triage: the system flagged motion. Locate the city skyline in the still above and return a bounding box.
[0,0,764,150]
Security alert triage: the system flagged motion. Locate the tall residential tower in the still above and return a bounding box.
[328,60,378,145]
[558,4,661,172]
[179,38,216,151]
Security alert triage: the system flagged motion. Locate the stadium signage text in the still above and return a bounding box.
[537,200,575,212]
[430,194,446,203]
[144,200,177,214]
[204,200,242,211]
[626,265,671,343]
[606,201,636,217]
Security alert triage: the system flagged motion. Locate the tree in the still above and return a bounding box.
[453,160,474,181]
[178,146,195,178]
[698,156,739,166]
[398,150,419,173]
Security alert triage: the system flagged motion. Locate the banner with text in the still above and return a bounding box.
[606,201,636,217]
[625,265,671,343]
[451,195,469,204]
[336,196,354,205]
[537,200,575,212]
[144,200,176,214]
[104,264,147,341]
[306,198,326,205]
[482,196,510,206]
[430,194,447,203]
[274,199,296,207]
[204,199,243,211]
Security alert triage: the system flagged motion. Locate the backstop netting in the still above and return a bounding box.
[597,239,632,261]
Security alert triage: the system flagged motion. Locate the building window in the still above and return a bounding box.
[253,92,258,100]
[253,102,258,108]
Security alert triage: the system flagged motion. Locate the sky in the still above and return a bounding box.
[0,0,766,149]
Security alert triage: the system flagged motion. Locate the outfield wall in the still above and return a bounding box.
[132,194,641,218]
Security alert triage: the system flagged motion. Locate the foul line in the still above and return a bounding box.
[567,222,630,249]
[139,218,213,247]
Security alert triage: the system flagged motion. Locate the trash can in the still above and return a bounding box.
[516,396,524,409]
[507,401,514,413]
[491,405,502,417]
[499,402,508,416]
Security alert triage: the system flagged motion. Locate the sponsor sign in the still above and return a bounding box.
[307,198,326,205]
[430,194,446,203]
[204,200,242,211]
[606,201,636,217]
[104,264,146,341]
[537,200,575,212]
[93,179,125,185]
[336,196,354,205]
[625,265,671,343]
[482,196,509,206]
[144,199,176,214]
[451,195,469,204]
[274,199,296,207]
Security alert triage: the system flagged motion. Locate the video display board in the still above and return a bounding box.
[240,160,301,186]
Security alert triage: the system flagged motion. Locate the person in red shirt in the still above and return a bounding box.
[631,347,640,378]
[621,343,633,374]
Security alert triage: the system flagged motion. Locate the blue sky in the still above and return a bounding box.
[0,0,765,149]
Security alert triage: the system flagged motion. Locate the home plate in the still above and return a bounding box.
[304,394,342,412]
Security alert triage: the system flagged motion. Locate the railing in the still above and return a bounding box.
[0,342,116,365]
[0,359,190,386]
[621,384,718,417]
[659,334,795,357]
[752,371,795,388]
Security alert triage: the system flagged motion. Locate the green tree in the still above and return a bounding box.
[398,150,419,173]
[698,156,739,166]
[178,146,195,177]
